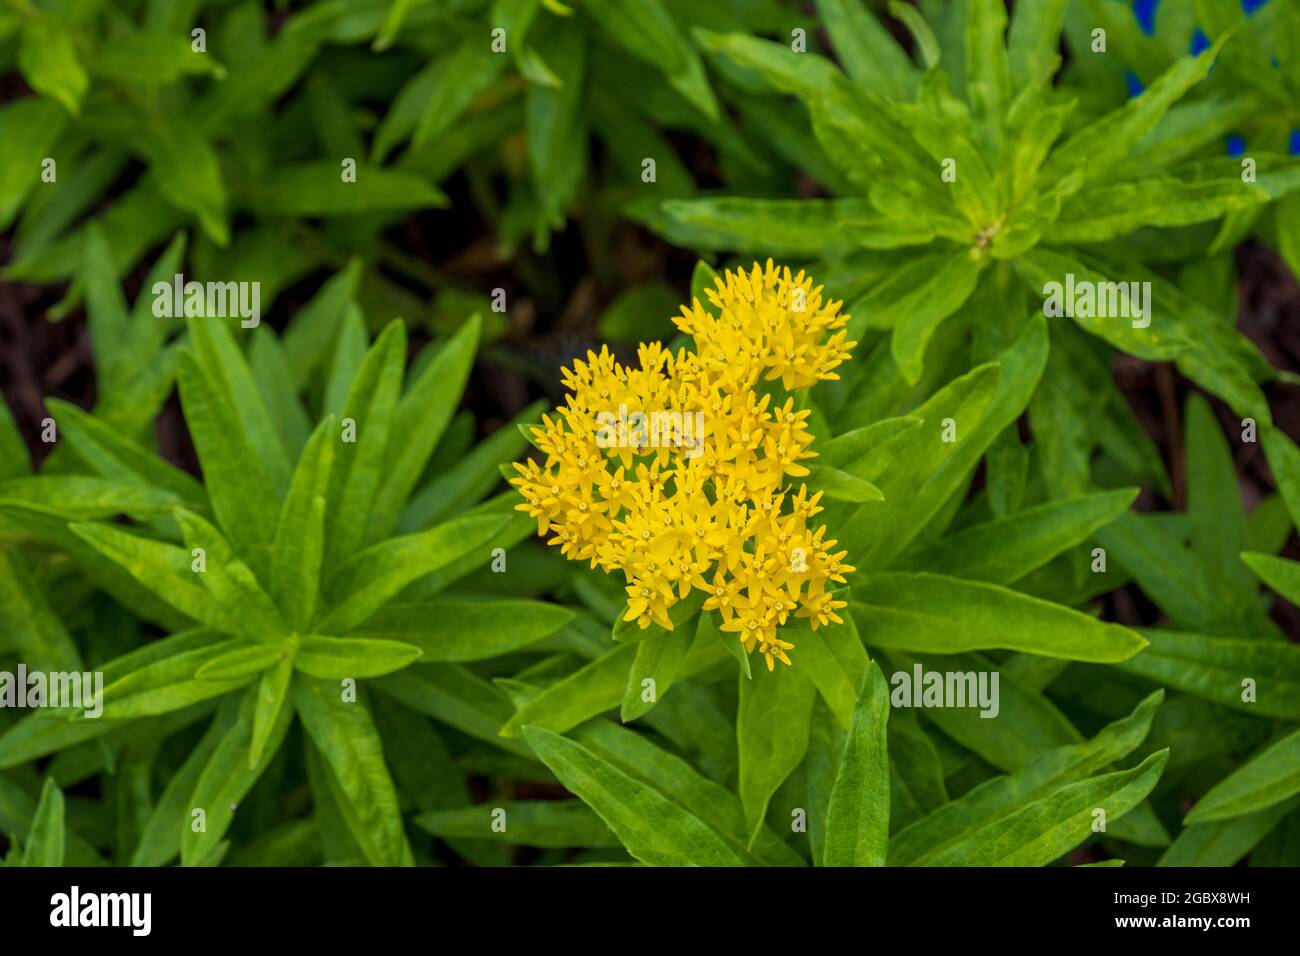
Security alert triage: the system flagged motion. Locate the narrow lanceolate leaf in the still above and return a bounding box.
[1007,0,1068,90]
[912,751,1168,866]
[367,316,480,544]
[194,643,286,682]
[1158,797,1300,867]
[1041,37,1224,194]
[294,678,413,866]
[804,465,883,503]
[352,600,574,661]
[176,352,279,576]
[249,658,294,770]
[24,778,65,867]
[815,0,917,99]
[41,398,206,507]
[415,801,619,849]
[183,313,290,496]
[851,573,1147,662]
[97,635,257,720]
[522,726,745,866]
[271,418,337,633]
[500,644,637,738]
[895,489,1137,585]
[569,718,804,867]
[0,98,68,230]
[294,636,423,680]
[320,514,512,633]
[656,198,872,256]
[738,663,816,848]
[1186,728,1300,824]
[325,322,406,573]
[823,661,890,867]
[1242,552,1300,608]
[0,549,82,672]
[620,626,692,722]
[249,162,447,215]
[69,522,238,634]
[1048,177,1265,243]
[181,685,294,866]
[175,509,289,643]
[890,691,1163,865]
[19,18,87,114]
[580,0,718,120]
[1115,629,1300,720]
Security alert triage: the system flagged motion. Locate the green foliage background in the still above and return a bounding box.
[1,0,1299,867]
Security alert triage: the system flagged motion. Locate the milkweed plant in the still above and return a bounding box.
[0,0,1298,870]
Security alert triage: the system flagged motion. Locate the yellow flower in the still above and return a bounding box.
[510,260,856,667]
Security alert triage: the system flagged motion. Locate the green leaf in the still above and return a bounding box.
[570,717,803,866]
[1159,797,1300,867]
[500,643,637,738]
[270,417,337,633]
[325,321,406,572]
[890,690,1162,863]
[320,513,512,632]
[583,0,718,119]
[0,548,83,672]
[852,572,1147,662]
[294,677,413,866]
[657,197,872,256]
[522,726,745,866]
[823,661,891,866]
[0,97,68,230]
[1116,629,1300,720]
[132,700,238,866]
[69,521,238,634]
[1007,0,1067,91]
[90,32,224,85]
[176,351,279,575]
[895,489,1137,585]
[248,162,447,216]
[1242,552,1300,608]
[367,316,480,543]
[249,657,294,769]
[1041,36,1224,194]
[376,664,533,758]
[295,635,423,679]
[416,801,619,848]
[181,684,294,866]
[1186,727,1300,824]
[24,778,65,867]
[1048,177,1265,243]
[815,0,917,99]
[804,464,884,503]
[175,508,289,643]
[194,643,286,681]
[738,662,815,847]
[620,624,693,722]
[354,600,573,662]
[42,398,205,507]
[19,18,87,115]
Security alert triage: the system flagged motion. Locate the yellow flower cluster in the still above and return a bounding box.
[511,261,856,669]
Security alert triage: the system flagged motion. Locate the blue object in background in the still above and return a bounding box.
[1289,130,1300,156]
[1124,70,1145,98]
[1133,0,1159,36]
[1242,0,1270,15]
[1226,135,1247,157]
[1190,28,1211,56]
